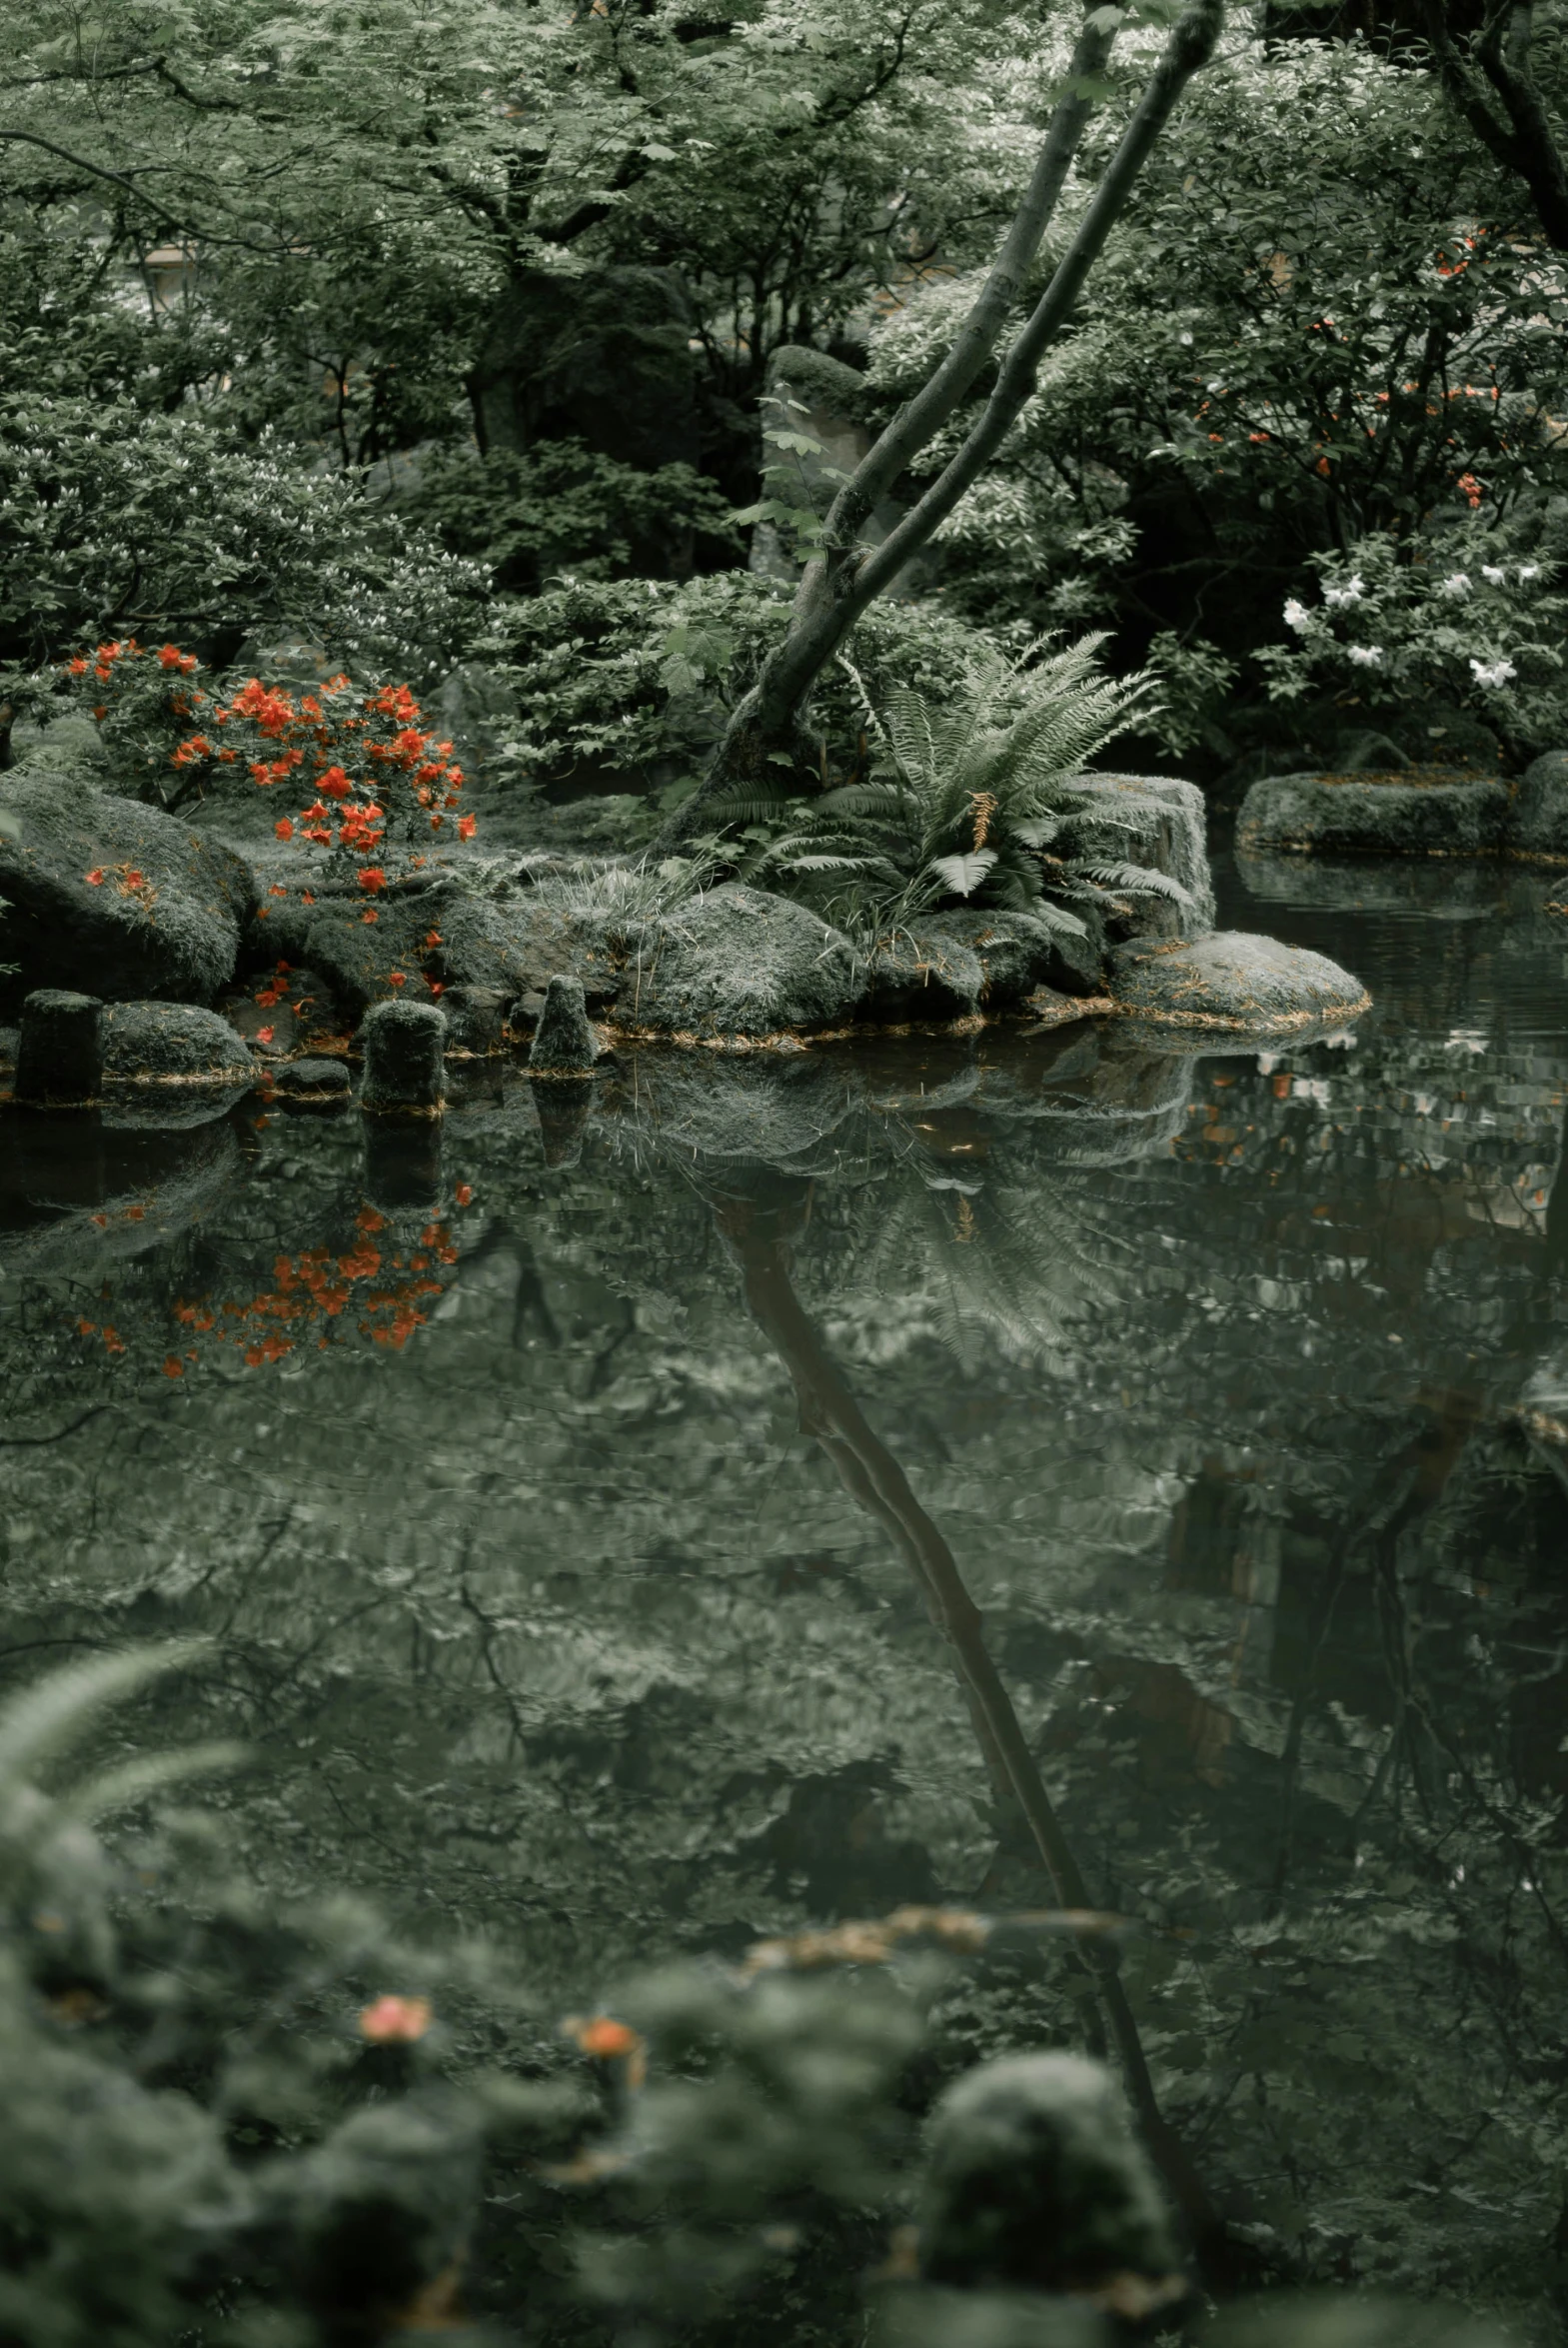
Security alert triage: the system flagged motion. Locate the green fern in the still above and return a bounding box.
[718,633,1171,940]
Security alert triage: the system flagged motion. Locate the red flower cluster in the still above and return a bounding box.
[63,641,476,896]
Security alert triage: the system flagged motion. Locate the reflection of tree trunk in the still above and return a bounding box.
[713,1186,1230,2271]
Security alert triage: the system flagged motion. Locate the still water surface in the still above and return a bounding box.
[3,849,1567,2313]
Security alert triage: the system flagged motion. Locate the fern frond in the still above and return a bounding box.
[1063,860,1197,908]
[0,1640,209,1787]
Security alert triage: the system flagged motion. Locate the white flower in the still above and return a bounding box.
[1438,572,1472,597]
[1481,564,1507,584]
[1347,644,1382,666]
[1322,575,1366,609]
[1283,597,1311,632]
[1519,563,1541,581]
[1469,656,1516,688]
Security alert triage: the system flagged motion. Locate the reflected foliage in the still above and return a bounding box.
[1,865,1567,2334]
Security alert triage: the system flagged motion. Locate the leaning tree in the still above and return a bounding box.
[655,0,1226,847]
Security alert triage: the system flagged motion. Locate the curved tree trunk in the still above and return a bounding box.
[655,0,1225,851]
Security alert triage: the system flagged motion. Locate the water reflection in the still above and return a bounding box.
[1,855,1567,2309]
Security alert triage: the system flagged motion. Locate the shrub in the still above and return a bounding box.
[1253,524,1568,768]
[402,441,742,593]
[43,642,474,890]
[485,573,1011,800]
[0,396,487,689]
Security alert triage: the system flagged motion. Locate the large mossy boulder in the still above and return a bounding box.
[619,885,862,1040]
[0,771,256,1010]
[1109,931,1369,1033]
[921,909,1107,1005]
[1236,771,1510,857]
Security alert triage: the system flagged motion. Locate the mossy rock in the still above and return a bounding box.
[1236,771,1510,857]
[101,1003,256,1086]
[0,770,256,1011]
[1108,931,1369,1033]
[617,885,862,1040]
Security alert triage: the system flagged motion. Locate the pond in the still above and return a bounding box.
[3,850,1567,2327]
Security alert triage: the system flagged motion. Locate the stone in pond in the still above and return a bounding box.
[101,1003,257,1085]
[922,909,1106,1005]
[275,1058,351,1106]
[918,2052,1180,2293]
[0,769,256,1010]
[1511,751,1568,860]
[15,990,102,1107]
[621,885,860,1039]
[1108,931,1369,1033]
[360,1001,446,1116]
[440,985,512,1057]
[1236,771,1509,857]
[529,975,600,1074]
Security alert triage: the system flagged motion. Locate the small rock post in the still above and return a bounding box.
[360,1001,446,1117]
[528,976,599,1077]
[15,990,103,1108]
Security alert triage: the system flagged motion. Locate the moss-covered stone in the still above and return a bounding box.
[1108,931,1369,1033]
[1512,751,1568,860]
[1236,772,1510,857]
[360,1001,446,1116]
[15,992,102,1108]
[1072,774,1215,941]
[101,1003,256,1086]
[918,2053,1180,2293]
[0,771,256,1010]
[861,925,984,1023]
[618,885,861,1040]
[528,975,600,1075]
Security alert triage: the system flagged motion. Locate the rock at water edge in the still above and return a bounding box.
[1109,930,1369,1033]
[529,975,600,1074]
[1237,772,1508,857]
[0,770,255,1007]
[101,1003,256,1085]
[621,885,860,1039]
[16,990,102,1107]
[361,1001,446,1116]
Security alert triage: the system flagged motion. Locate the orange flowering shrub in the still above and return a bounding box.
[56,642,476,894]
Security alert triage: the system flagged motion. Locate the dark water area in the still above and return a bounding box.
[4,849,1568,2324]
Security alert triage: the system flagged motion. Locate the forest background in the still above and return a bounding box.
[12,0,1568,821]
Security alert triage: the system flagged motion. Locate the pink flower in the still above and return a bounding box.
[359,1995,432,2043]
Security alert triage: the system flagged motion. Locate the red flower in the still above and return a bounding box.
[275,818,295,842]
[458,815,476,841]
[162,1355,185,1378]
[257,1026,276,1046]
[387,971,407,989]
[455,1183,474,1206]
[358,866,388,893]
[85,868,105,887]
[68,655,88,675]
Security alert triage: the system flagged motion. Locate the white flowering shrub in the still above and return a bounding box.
[0,395,488,695]
[1255,525,1568,765]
